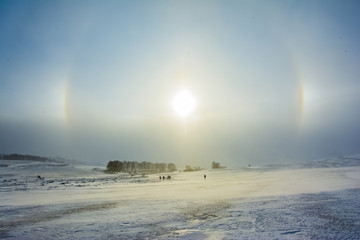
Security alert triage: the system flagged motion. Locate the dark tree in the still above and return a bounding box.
[211,161,221,169]
[106,160,123,172]
[167,163,177,172]
[184,165,193,172]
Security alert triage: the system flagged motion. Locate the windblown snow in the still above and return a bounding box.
[1,155,360,239]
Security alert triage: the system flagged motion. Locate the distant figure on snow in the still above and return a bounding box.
[204,174,206,180]
[37,175,44,180]
[167,175,171,180]
[159,176,162,180]
[162,176,165,180]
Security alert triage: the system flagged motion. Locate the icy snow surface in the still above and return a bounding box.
[1,156,360,239]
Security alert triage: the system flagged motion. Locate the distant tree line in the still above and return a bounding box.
[106,160,177,174]
[183,165,202,172]
[211,161,226,169]
[0,153,50,162]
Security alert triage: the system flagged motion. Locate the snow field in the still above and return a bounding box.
[1,157,360,239]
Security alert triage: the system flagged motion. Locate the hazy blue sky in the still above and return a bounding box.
[1,0,359,167]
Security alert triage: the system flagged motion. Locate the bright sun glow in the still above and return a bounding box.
[172,90,196,118]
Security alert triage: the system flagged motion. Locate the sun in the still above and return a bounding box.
[172,89,196,118]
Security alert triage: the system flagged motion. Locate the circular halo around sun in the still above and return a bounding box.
[172,90,196,118]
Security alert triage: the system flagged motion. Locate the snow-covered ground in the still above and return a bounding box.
[1,155,360,239]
